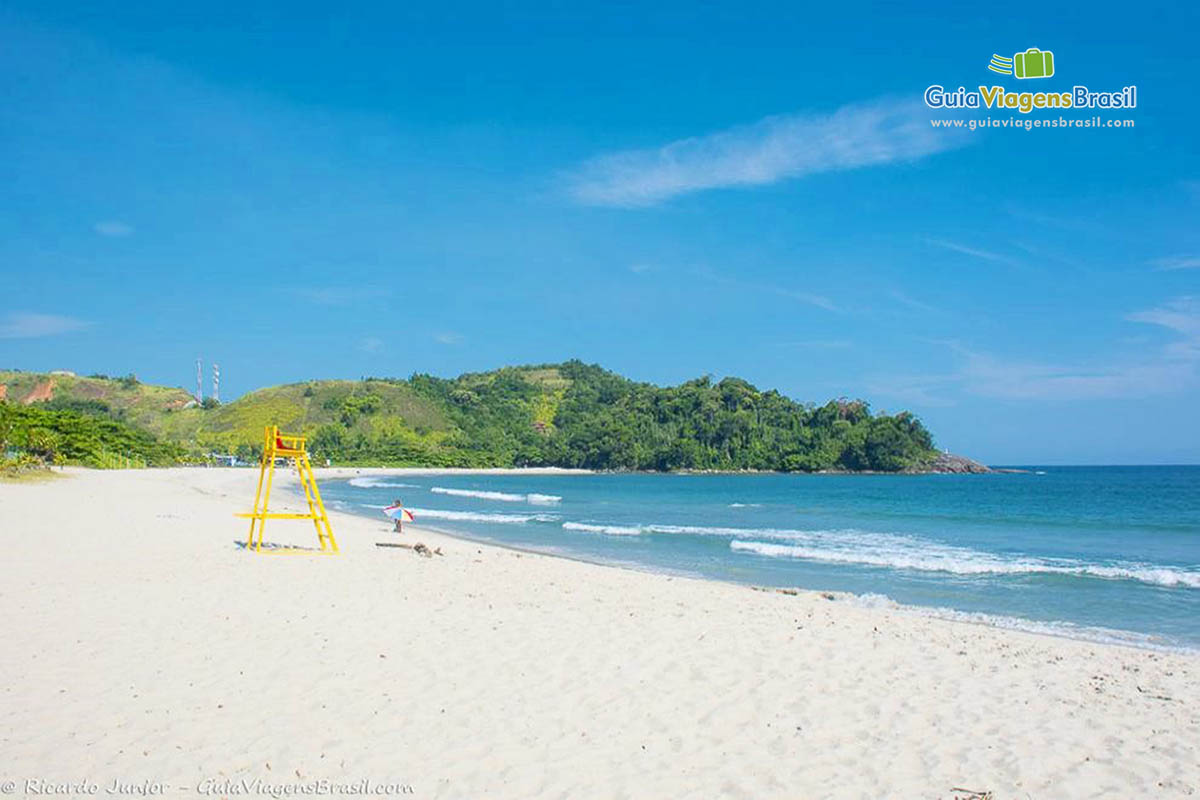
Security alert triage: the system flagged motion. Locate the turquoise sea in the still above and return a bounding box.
[321,467,1200,650]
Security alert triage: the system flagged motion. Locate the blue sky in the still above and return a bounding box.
[2,2,1198,464]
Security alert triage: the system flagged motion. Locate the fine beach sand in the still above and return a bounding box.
[1,468,1197,799]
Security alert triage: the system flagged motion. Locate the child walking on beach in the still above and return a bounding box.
[383,499,413,533]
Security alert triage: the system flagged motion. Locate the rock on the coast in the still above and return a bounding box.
[921,452,993,474]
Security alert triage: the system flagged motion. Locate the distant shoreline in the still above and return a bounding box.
[198,464,1030,477]
[297,463,1029,478]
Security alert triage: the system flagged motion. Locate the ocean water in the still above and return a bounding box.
[320,467,1200,650]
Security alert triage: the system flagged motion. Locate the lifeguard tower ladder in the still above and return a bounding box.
[236,425,338,554]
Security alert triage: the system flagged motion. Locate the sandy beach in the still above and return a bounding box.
[1,467,1196,799]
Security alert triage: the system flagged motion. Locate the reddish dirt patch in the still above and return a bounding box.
[23,380,55,404]
[0,384,7,401]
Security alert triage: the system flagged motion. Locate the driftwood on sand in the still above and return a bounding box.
[375,541,444,557]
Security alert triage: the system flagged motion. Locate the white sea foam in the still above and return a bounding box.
[348,477,418,489]
[559,521,870,540]
[729,540,1200,589]
[562,521,644,536]
[431,487,526,502]
[430,487,563,505]
[729,503,762,508]
[555,518,1200,589]
[408,507,559,524]
[844,592,1194,652]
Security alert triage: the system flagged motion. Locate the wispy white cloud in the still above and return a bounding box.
[697,268,840,312]
[359,336,384,353]
[1150,255,1200,271]
[923,237,1016,265]
[866,373,958,407]
[629,263,654,274]
[293,286,386,306]
[93,221,134,237]
[776,339,853,350]
[773,288,839,312]
[889,289,939,314]
[0,312,89,338]
[870,297,1200,404]
[1126,296,1200,361]
[435,332,464,345]
[568,97,969,206]
[954,352,1185,400]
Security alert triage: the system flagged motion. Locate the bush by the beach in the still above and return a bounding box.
[0,401,185,468]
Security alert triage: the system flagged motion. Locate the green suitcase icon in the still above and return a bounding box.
[1014,48,1054,79]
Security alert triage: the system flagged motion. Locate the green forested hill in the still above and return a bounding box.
[0,362,939,471]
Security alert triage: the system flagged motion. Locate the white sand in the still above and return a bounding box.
[1,468,1196,799]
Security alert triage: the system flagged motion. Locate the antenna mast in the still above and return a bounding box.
[195,358,203,403]
[213,363,220,404]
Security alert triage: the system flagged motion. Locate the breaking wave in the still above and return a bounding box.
[431,487,524,502]
[348,477,418,489]
[557,518,1200,590]
[408,507,560,525]
[729,539,1200,589]
[430,487,563,505]
[563,521,643,536]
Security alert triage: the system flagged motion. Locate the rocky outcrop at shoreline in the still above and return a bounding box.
[913,453,1029,474]
[921,452,993,473]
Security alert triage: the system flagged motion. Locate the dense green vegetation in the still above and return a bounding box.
[0,402,186,468]
[398,362,935,471]
[0,362,939,471]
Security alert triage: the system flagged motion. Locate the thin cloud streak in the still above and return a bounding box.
[93,221,134,237]
[773,288,840,312]
[869,297,1200,404]
[890,289,940,314]
[696,268,840,313]
[1151,255,1200,271]
[1127,296,1200,361]
[923,237,1016,265]
[292,287,387,306]
[568,97,969,206]
[775,339,853,350]
[0,312,89,339]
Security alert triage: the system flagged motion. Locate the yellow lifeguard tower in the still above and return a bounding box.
[236,425,338,554]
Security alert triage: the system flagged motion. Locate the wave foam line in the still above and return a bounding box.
[430,487,563,505]
[560,521,884,542]
[431,487,525,502]
[348,477,418,488]
[729,540,1200,589]
[848,593,1194,653]
[409,507,559,525]
[563,522,643,536]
